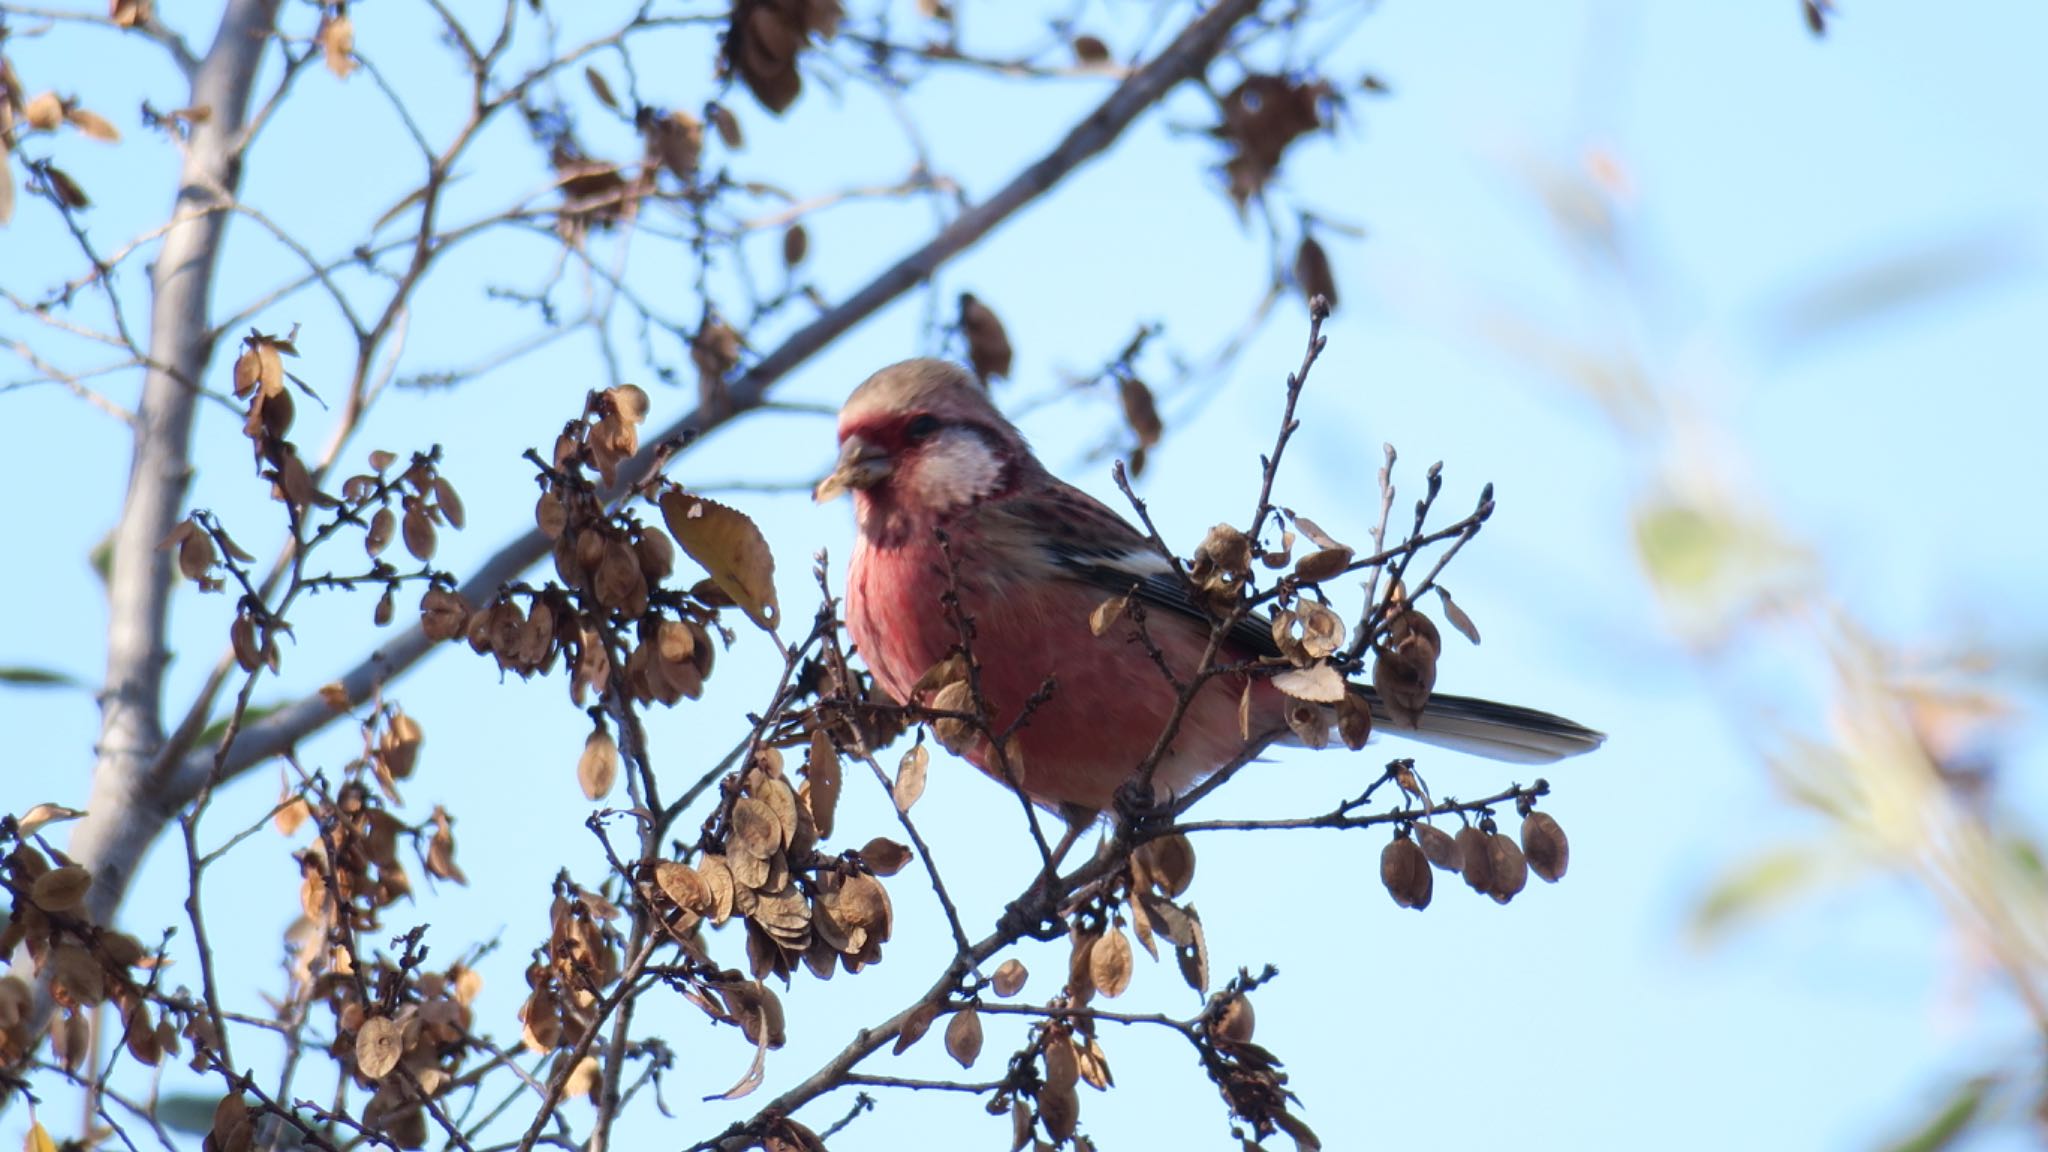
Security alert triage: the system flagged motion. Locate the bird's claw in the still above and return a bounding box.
[1113,776,1174,836]
[998,878,1067,942]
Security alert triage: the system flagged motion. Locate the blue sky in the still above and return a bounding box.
[5,2,2047,1150]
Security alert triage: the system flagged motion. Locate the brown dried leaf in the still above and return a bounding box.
[65,107,120,142]
[1040,1042,1080,1141]
[893,743,928,812]
[1436,586,1481,645]
[207,1094,252,1152]
[584,66,618,110]
[659,490,781,630]
[708,102,744,149]
[944,1004,982,1068]
[44,164,89,209]
[782,223,808,267]
[893,999,939,1055]
[1073,34,1110,64]
[1074,1035,1113,1090]
[1088,594,1129,637]
[1173,907,1208,995]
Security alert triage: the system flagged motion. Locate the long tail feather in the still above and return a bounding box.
[1359,688,1605,765]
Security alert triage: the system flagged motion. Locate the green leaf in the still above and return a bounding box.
[1878,1075,1996,1152]
[197,702,286,749]
[154,1093,220,1136]
[0,666,81,689]
[1689,845,1827,947]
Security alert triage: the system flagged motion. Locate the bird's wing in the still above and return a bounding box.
[993,478,1283,658]
[989,478,1606,761]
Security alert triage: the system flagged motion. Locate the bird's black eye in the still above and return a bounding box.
[904,414,942,442]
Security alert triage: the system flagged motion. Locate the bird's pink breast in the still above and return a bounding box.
[847,527,1257,812]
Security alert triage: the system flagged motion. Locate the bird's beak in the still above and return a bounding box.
[814,435,891,503]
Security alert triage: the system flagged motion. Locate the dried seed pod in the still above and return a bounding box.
[1455,825,1493,895]
[1415,822,1462,872]
[1485,831,1529,904]
[578,728,619,800]
[1119,375,1161,448]
[944,1004,983,1068]
[893,999,939,1055]
[1072,34,1110,64]
[1294,234,1337,311]
[1089,927,1133,998]
[535,490,568,538]
[419,587,469,642]
[708,102,744,149]
[782,223,808,267]
[992,958,1027,998]
[1213,991,1255,1045]
[958,292,1011,383]
[1379,833,1431,910]
[1521,811,1569,883]
[1335,690,1373,751]
[1372,637,1435,729]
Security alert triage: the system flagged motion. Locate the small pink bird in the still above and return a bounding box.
[817,359,1601,816]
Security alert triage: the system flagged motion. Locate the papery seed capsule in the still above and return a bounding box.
[1380,834,1432,910]
[1456,825,1493,895]
[1415,822,1462,872]
[1485,832,1528,904]
[1213,991,1256,1044]
[1521,811,1569,883]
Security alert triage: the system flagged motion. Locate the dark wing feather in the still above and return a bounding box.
[1000,479,1282,658]
[994,479,1606,762]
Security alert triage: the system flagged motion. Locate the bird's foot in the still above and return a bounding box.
[1112,776,1175,837]
[998,879,1067,942]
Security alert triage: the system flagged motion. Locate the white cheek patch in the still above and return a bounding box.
[908,430,1004,509]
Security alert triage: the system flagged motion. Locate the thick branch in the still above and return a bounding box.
[66,0,285,927]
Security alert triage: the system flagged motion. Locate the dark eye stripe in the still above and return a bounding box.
[905,414,942,441]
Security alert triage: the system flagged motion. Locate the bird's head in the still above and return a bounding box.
[815,358,1035,516]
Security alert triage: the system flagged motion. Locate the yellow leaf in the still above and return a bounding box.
[26,1122,57,1152]
[658,490,780,630]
